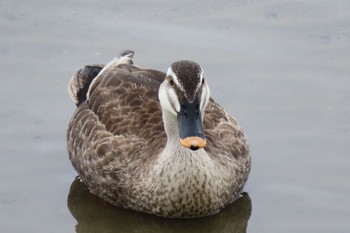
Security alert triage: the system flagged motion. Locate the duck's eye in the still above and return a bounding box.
[201,78,205,85]
[169,78,175,86]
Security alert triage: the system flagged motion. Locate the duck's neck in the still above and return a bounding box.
[145,110,222,217]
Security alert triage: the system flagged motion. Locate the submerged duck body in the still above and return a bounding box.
[67,51,250,218]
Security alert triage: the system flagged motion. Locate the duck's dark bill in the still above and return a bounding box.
[177,98,206,150]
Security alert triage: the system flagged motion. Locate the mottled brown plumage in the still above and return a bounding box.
[67,51,250,218]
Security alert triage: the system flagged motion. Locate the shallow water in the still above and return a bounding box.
[1,0,349,232]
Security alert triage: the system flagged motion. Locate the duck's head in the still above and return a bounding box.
[159,60,210,151]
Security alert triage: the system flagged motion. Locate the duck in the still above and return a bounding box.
[67,50,250,218]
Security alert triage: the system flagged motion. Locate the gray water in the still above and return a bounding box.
[1,1,349,232]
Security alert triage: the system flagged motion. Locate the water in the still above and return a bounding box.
[68,178,251,233]
[1,0,349,232]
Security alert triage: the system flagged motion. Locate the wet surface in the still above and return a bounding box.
[68,177,251,233]
[1,1,350,232]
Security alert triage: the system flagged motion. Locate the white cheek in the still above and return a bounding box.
[167,88,181,113]
[159,84,180,115]
[200,84,210,112]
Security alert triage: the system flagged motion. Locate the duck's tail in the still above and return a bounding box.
[68,50,135,106]
[68,64,104,106]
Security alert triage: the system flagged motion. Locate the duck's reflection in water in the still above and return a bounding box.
[68,177,252,233]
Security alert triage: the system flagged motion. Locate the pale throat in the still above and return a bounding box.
[159,109,209,161]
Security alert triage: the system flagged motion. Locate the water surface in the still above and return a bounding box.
[1,1,349,232]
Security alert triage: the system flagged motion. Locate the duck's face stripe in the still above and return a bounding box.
[158,74,180,116]
[161,63,210,116]
[198,78,210,113]
[170,61,203,103]
[166,67,184,93]
[166,83,181,114]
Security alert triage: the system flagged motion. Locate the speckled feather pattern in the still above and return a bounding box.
[67,54,250,218]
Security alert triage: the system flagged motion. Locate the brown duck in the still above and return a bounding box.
[67,50,250,218]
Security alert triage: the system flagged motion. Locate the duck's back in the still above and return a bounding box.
[67,61,167,204]
[88,64,166,143]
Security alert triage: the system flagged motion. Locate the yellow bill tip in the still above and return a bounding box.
[180,136,206,150]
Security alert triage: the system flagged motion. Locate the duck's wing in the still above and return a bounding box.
[203,99,250,160]
[86,62,167,148]
[67,55,167,192]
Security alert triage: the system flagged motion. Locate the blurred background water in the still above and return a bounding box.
[0,0,349,232]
